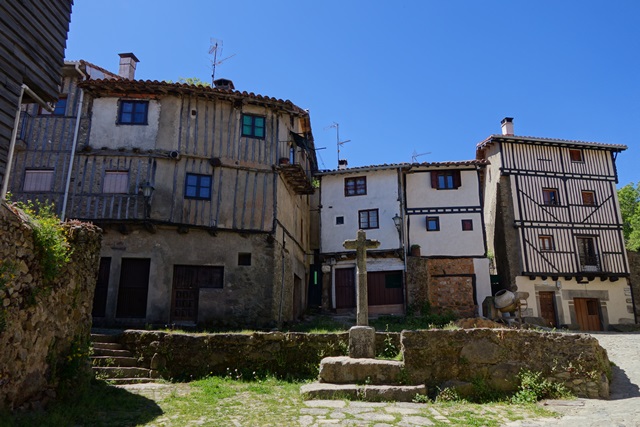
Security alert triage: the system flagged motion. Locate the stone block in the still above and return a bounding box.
[319,356,404,385]
[349,326,375,358]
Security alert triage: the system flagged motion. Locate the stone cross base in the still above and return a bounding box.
[348,326,375,358]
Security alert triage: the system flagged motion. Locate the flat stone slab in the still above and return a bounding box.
[319,356,404,385]
[300,382,426,402]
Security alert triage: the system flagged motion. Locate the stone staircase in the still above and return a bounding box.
[91,333,158,385]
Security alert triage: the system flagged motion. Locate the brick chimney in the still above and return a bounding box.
[118,53,140,80]
[214,78,235,90]
[501,117,514,136]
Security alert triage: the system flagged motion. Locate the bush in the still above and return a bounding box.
[511,369,571,404]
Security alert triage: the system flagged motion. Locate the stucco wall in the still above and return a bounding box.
[0,202,101,410]
[89,98,161,150]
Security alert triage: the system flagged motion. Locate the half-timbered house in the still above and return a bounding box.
[9,56,317,328]
[478,117,632,330]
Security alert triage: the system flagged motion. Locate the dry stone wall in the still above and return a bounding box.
[0,202,101,410]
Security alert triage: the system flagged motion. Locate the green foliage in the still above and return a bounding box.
[436,386,466,403]
[166,77,212,87]
[618,182,640,251]
[15,200,71,284]
[377,325,400,359]
[412,392,431,403]
[371,304,457,332]
[510,369,571,404]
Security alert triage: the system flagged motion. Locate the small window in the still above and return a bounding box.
[461,219,473,231]
[39,96,67,116]
[385,272,403,289]
[344,176,367,196]
[185,173,212,200]
[336,216,344,225]
[103,171,129,193]
[539,235,554,251]
[582,191,596,206]
[358,209,379,229]
[241,114,265,138]
[542,188,559,206]
[23,169,54,192]
[238,253,252,266]
[426,216,440,231]
[118,100,149,125]
[569,149,583,162]
[430,170,461,190]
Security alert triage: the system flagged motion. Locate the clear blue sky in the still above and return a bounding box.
[65,1,639,186]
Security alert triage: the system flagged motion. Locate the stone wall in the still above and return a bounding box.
[402,329,610,399]
[628,250,640,322]
[0,202,102,410]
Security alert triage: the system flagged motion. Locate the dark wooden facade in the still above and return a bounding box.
[0,0,72,189]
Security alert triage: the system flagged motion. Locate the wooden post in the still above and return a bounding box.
[343,229,380,326]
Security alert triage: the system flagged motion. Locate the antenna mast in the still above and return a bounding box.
[411,149,431,163]
[209,38,236,84]
[328,122,350,167]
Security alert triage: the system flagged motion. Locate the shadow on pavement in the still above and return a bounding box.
[610,364,640,400]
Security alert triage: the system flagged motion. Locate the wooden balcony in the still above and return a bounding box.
[278,162,315,195]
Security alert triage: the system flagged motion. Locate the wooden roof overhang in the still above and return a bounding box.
[477,135,627,152]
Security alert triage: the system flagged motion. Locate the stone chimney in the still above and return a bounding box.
[338,159,348,170]
[501,117,514,135]
[118,53,140,80]
[214,78,235,90]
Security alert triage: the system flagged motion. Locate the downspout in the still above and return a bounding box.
[398,166,408,314]
[278,229,286,326]
[60,63,86,221]
[2,84,53,199]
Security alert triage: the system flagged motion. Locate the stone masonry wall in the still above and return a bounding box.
[0,202,102,410]
[403,329,610,399]
[628,250,640,322]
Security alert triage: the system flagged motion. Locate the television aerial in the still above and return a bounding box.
[209,38,236,83]
[411,149,431,163]
[326,123,350,167]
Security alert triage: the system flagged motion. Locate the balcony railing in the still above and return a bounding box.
[579,254,601,272]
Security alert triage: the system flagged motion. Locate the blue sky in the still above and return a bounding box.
[65,1,639,186]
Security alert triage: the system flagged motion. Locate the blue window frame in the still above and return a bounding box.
[118,100,149,125]
[242,114,265,138]
[185,173,212,200]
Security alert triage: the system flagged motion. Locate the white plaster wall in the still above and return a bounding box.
[405,169,481,208]
[408,212,485,256]
[89,98,160,150]
[473,258,492,306]
[320,169,402,253]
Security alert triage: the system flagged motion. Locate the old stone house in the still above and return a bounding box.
[477,117,633,330]
[9,55,317,328]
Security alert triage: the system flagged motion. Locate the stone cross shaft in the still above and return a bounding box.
[343,229,380,326]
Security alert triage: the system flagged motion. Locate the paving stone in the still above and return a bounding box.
[349,401,388,408]
[399,416,435,426]
[353,412,396,422]
[298,415,314,426]
[305,400,347,408]
[384,406,421,415]
[317,420,341,424]
[300,408,330,415]
[328,411,346,419]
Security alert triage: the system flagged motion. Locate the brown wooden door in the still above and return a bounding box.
[367,271,404,306]
[335,268,355,309]
[115,258,150,318]
[171,265,224,323]
[574,298,602,331]
[92,257,111,317]
[538,291,557,327]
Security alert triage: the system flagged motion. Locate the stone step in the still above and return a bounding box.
[102,378,158,385]
[92,341,124,350]
[91,356,140,368]
[319,356,405,385]
[91,333,121,344]
[300,383,427,402]
[93,366,152,379]
[92,347,133,357]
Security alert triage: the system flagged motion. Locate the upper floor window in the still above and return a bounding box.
[238,253,252,266]
[241,114,265,139]
[23,169,54,192]
[461,219,473,231]
[569,149,584,162]
[581,191,596,206]
[539,235,555,251]
[103,171,129,193]
[336,216,344,225]
[185,173,212,200]
[118,100,149,125]
[358,209,379,229]
[39,96,68,116]
[345,176,367,196]
[426,216,440,231]
[431,170,461,190]
[542,188,559,206]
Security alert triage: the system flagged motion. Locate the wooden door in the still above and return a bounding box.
[171,265,224,323]
[367,271,404,306]
[92,257,111,317]
[335,268,355,309]
[574,298,602,331]
[538,291,557,327]
[115,258,150,318]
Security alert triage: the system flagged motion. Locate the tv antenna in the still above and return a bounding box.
[209,38,236,83]
[411,149,431,163]
[326,122,350,167]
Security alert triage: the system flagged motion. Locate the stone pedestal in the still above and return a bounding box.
[348,326,375,358]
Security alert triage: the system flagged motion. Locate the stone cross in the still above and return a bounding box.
[343,229,380,326]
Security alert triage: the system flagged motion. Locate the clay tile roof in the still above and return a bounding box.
[477,134,627,151]
[316,159,487,175]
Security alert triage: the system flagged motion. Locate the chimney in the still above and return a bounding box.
[118,53,140,80]
[337,159,348,170]
[214,78,235,90]
[501,117,514,136]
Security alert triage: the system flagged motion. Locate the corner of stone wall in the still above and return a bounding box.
[627,250,640,323]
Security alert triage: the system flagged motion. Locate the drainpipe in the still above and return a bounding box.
[60,63,86,221]
[278,230,286,326]
[398,166,408,314]
[1,84,53,199]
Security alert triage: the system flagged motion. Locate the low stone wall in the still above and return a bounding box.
[0,202,102,410]
[119,330,400,380]
[402,329,610,399]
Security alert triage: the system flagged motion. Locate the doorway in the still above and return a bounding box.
[574,298,602,331]
[538,291,557,327]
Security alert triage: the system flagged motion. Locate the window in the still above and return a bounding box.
[241,114,265,138]
[238,253,252,266]
[582,191,596,206]
[23,169,54,192]
[539,235,554,251]
[103,171,129,193]
[426,216,440,231]
[569,149,584,162]
[358,209,379,229]
[542,188,559,206]
[39,96,67,116]
[185,173,212,200]
[461,219,473,231]
[345,176,367,196]
[430,170,461,190]
[336,216,344,225]
[118,100,149,125]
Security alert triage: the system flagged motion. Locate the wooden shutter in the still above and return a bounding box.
[430,171,438,188]
[453,170,462,188]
